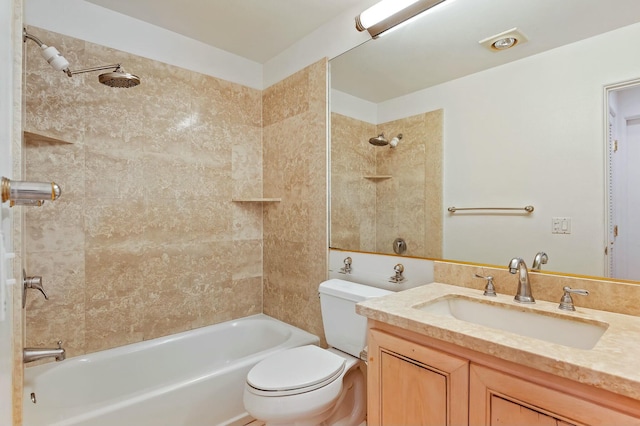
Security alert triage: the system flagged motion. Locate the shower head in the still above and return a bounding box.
[369,133,389,146]
[66,64,141,88]
[369,133,403,148]
[24,28,141,89]
[98,67,141,88]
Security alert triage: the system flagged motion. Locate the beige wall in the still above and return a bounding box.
[262,59,329,343]
[331,110,443,258]
[23,28,265,356]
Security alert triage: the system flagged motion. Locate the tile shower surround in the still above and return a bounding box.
[23,26,328,357]
[331,110,443,258]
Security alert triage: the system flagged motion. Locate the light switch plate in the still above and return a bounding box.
[552,217,571,234]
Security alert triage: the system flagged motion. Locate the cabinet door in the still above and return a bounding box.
[368,329,469,426]
[469,363,639,426]
[490,394,575,426]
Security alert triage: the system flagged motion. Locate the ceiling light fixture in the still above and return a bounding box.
[356,0,449,38]
[479,28,529,52]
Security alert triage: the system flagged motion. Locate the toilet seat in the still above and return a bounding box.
[246,345,346,396]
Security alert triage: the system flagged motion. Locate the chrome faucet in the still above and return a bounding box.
[24,341,66,363]
[339,257,352,274]
[531,251,548,271]
[389,263,405,283]
[508,257,535,303]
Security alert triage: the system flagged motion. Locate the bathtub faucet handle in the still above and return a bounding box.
[23,269,49,308]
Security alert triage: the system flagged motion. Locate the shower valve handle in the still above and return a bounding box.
[23,274,48,305]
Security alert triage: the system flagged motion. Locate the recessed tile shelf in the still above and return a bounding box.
[232,198,282,202]
[363,175,392,180]
[24,131,73,145]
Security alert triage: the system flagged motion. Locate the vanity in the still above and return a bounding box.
[356,283,640,425]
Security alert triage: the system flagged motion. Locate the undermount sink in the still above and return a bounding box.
[414,296,608,350]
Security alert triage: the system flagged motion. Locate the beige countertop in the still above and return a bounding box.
[356,282,640,401]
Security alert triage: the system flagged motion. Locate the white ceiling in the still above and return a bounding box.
[85,0,374,63]
[85,0,640,102]
[330,0,640,102]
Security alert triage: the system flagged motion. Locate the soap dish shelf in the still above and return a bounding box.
[363,175,392,180]
[232,198,281,202]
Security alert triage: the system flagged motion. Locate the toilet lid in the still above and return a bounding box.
[247,345,345,394]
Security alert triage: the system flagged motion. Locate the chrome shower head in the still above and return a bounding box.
[66,64,141,88]
[369,133,403,148]
[98,68,141,88]
[369,133,389,146]
[24,29,141,89]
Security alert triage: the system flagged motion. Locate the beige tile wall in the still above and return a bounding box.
[12,2,24,423]
[377,110,443,258]
[23,28,264,356]
[262,59,329,343]
[330,113,376,252]
[330,110,443,258]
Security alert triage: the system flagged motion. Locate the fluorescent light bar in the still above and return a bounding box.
[356,0,448,38]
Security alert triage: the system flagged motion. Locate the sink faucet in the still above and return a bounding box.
[24,341,66,363]
[389,263,405,283]
[338,257,352,274]
[508,257,535,303]
[531,251,548,271]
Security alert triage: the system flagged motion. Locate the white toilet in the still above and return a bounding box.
[243,279,391,426]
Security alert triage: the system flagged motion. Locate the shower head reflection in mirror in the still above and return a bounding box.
[368,133,402,148]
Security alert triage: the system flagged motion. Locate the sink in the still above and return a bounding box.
[414,296,608,350]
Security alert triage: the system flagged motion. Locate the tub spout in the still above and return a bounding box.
[24,341,65,363]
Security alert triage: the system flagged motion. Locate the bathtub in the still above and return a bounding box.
[23,314,319,426]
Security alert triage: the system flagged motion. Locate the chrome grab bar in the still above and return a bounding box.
[447,205,534,213]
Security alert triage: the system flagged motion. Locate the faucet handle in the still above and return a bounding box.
[475,274,497,297]
[559,286,589,311]
[389,263,405,283]
[531,251,548,271]
[339,257,352,274]
[22,270,49,308]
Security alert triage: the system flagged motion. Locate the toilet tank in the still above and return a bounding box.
[319,279,392,358]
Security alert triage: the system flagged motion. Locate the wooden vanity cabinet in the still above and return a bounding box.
[366,323,640,426]
[367,328,469,426]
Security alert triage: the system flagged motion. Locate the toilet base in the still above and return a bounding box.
[261,364,366,426]
[245,350,366,426]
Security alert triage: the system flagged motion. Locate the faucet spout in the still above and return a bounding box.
[508,257,535,303]
[531,251,548,271]
[24,341,66,363]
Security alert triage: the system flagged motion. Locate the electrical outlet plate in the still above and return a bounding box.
[552,217,571,234]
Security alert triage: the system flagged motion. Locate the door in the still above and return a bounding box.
[606,82,640,280]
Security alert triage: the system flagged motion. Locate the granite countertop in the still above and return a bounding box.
[356,282,640,401]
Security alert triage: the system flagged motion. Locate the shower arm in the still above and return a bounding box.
[23,29,45,47]
[64,64,122,78]
[23,28,120,78]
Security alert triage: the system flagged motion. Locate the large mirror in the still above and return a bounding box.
[329,0,640,281]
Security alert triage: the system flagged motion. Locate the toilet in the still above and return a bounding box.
[243,279,392,426]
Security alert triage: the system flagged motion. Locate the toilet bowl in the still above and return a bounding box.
[243,279,391,426]
[243,345,364,426]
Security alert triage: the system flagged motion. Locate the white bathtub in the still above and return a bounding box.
[23,314,319,426]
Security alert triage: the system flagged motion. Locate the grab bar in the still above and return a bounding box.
[447,205,534,213]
